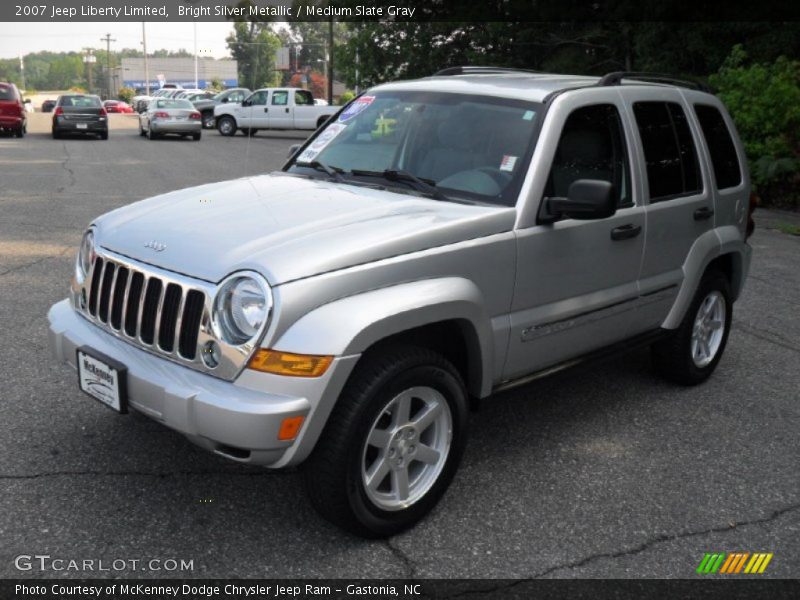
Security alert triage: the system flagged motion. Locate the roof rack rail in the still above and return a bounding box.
[597,71,712,93]
[433,66,539,77]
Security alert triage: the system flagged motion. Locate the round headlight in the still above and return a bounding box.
[213,274,272,345]
[76,229,95,282]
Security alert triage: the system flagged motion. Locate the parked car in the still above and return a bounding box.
[314,98,329,106]
[139,97,202,140]
[103,100,134,114]
[133,87,184,114]
[52,94,108,139]
[48,68,754,537]
[192,87,251,129]
[41,99,57,113]
[214,87,336,136]
[0,82,27,137]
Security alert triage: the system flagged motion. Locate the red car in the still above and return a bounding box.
[0,82,27,137]
[103,100,134,114]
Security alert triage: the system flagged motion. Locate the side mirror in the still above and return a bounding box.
[287,143,301,158]
[540,179,616,222]
[241,99,251,107]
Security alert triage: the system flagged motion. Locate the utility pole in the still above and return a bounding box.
[142,22,150,95]
[193,21,198,89]
[327,18,334,105]
[100,33,115,99]
[19,54,26,92]
[82,48,95,94]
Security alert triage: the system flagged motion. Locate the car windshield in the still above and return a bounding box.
[287,90,542,206]
[155,99,194,110]
[61,95,101,108]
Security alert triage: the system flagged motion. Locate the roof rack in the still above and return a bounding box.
[433,66,540,77]
[597,71,712,93]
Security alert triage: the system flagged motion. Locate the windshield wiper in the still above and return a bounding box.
[297,160,346,182]
[350,168,449,200]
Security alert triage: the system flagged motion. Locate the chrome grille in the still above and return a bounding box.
[84,255,205,361]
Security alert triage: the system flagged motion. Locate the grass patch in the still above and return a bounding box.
[776,222,800,236]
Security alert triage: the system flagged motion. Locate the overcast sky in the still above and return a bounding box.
[0,22,241,59]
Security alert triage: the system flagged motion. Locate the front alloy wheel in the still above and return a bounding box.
[305,345,468,538]
[361,386,452,511]
[691,291,726,367]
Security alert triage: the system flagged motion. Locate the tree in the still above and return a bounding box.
[226,21,281,89]
[711,46,800,207]
[289,70,328,98]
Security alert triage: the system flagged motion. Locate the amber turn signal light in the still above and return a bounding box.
[278,416,306,441]
[247,349,333,377]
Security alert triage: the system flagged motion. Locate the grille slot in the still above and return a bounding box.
[81,254,209,367]
[109,267,129,330]
[179,290,205,359]
[140,278,163,345]
[158,283,182,352]
[97,262,116,323]
[124,272,145,337]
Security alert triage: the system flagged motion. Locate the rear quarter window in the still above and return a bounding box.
[693,104,742,189]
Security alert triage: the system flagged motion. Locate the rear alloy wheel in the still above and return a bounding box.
[652,270,732,385]
[217,116,236,136]
[304,345,468,537]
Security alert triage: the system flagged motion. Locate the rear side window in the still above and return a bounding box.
[694,104,742,189]
[633,102,702,201]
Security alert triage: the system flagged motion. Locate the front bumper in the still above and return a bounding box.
[48,299,358,467]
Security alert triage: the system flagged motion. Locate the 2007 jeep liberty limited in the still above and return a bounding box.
[49,67,754,537]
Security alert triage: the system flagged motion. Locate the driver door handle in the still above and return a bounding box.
[610,224,642,241]
[263,107,269,113]
[694,206,714,221]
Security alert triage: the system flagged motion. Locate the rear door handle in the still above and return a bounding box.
[610,224,642,241]
[694,207,714,221]
[264,107,269,113]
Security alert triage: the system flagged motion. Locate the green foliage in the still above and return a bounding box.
[226,21,282,90]
[338,90,355,105]
[711,46,800,207]
[209,77,224,92]
[117,87,135,103]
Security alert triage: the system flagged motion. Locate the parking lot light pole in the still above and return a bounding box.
[142,22,150,96]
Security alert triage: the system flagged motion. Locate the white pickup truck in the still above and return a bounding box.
[213,87,336,136]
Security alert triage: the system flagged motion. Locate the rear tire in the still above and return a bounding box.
[99,131,108,140]
[15,125,24,138]
[52,129,60,139]
[304,344,468,538]
[217,116,236,136]
[201,112,215,129]
[147,128,158,140]
[652,270,732,385]
[139,123,146,137]
[192,132,201,141]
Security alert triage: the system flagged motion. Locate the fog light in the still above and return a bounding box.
[201,340,221,368]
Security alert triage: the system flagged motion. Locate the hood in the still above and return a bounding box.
[93,173,515,285]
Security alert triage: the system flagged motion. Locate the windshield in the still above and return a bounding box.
[287,90,541,205]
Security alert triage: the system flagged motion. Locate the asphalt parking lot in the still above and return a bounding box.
[1,113,798,579]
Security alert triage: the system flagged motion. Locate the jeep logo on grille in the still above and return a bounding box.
[144,241,167,252]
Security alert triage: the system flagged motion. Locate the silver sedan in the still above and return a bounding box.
[139,98,202,140]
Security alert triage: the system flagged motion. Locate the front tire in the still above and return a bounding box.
[217,116,236,136]
[652,270,732,385]
[304,345,468,538]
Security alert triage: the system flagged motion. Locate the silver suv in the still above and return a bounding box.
[48,68,754,537]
